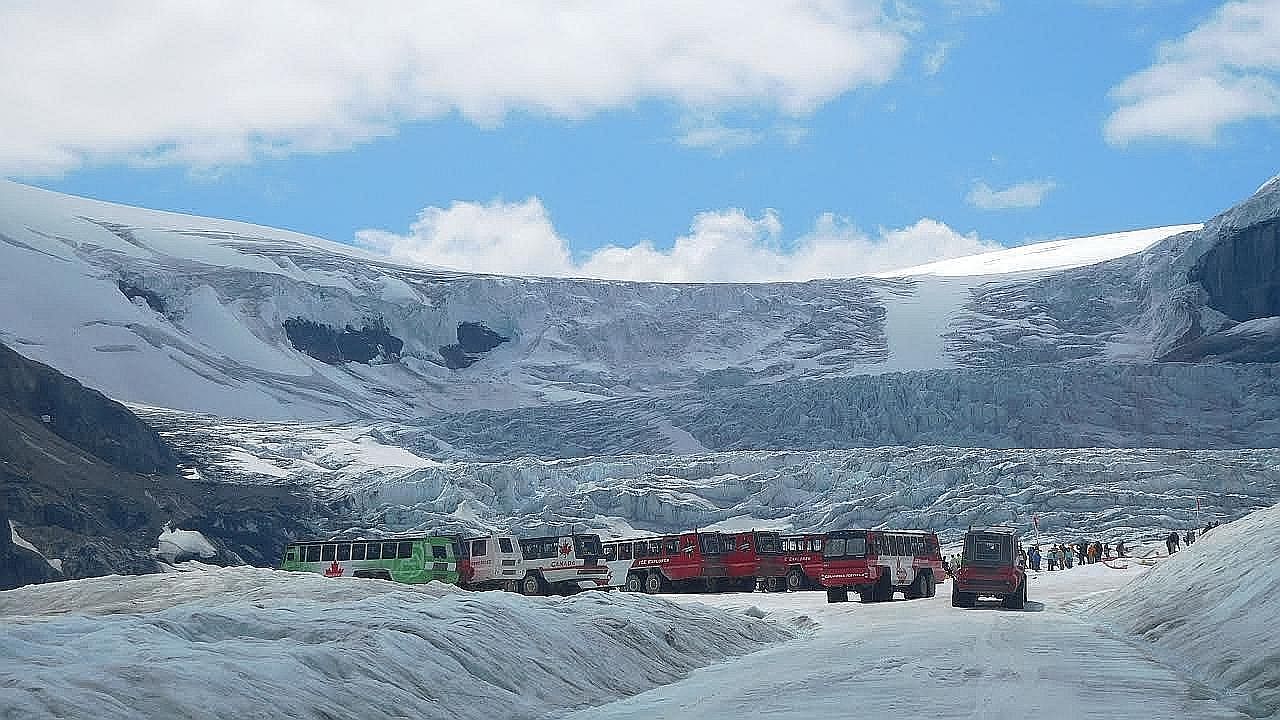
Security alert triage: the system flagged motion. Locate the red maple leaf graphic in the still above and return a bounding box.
[559,542,572,556]
[324,561,344,577]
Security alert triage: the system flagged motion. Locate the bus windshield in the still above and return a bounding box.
[574,534,602,557]
[823,533,867,558]
[756,533,782,554]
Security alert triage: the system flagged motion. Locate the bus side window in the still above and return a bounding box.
[321,545,336,562]
[432,545,448,560]
[604,545,618,562]
[366,543,381,560]
[304,546,319,562]
[382,542,399,560]
[647,539,662,557]
[351,544,366,561]
[398,542,413,559]
[499,537,514,554]
[618,543,632,560]
[336,544,351,561]
[472,539,488,557]
[812,539,823,552]
[634,541,647,559]
[285,547,299,562]
[665,538,680,556]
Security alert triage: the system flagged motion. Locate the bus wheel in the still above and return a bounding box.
[875,573,894,602]
[925,572,937,598]
[505,580,520,593]
[786,569,804,591]
[625,573,643,593]
[826,587,848,604]
[520,574,542,596]
[644,573,663,594]
[764,576,784,593]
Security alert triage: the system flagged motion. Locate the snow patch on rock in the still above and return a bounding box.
[153,523,218,562]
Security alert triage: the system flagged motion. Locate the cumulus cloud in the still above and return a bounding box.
[966,179,1057,210]
[924,42,951,76]
[0,1,908,175]
[1105,0,1280,145]
[356,198,999,282]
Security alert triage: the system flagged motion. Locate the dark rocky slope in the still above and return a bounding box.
[0,343,321,589]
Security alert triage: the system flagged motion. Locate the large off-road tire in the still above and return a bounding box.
[826,587,849,604]
[874,572,894,602]
[764,576,785,593]
[905,573,926,600]
[644,572,664,594]
[952,584,975,608]
[924,572,937,598]
[1002,578,1027,609]
[521,573,542,596]
[625,573,643,593]
[786,569,805,591]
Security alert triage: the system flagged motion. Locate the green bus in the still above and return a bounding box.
[281,535,461,584]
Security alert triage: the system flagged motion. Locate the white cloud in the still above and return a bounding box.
[356,198,999,282]
[0,1,908,175]
[924,42,951,76]
[355,198,573,278]
[1105,0,1280,145]
[944,0,1000,16]
[966,179,1057,210]
[676,123,766,155]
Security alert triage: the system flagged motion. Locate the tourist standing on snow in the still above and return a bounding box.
[1166,531,1180,555]
[1028,545,1041,571]
[1062,544,1074,568]
[1115,540,1126,558]
[1185,528,1196,545]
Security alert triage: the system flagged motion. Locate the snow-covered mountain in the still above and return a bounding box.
[0,179,1243,423]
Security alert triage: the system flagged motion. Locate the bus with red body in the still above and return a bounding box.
[779,533,826,590]
[604,529,788,593]
[819,529,945,604]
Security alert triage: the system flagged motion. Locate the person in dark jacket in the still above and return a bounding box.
[1115,540,1127,558]
[1166,531,1180,555]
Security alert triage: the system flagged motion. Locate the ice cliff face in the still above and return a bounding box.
[140,410,1280,545]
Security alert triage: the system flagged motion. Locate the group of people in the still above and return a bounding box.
[1020,540,1125,571]
[1165,521,1219,554]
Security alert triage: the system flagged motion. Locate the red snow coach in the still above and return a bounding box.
[819,529,945,604]
[951,526,1027,609]
[779,533,826,590]
[606,530,788,593]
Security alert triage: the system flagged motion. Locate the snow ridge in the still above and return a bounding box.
[0,567,791,720]
[1095,502,1280,717]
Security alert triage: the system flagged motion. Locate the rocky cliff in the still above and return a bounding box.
[0,342,321,589]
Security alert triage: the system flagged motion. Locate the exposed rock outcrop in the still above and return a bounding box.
[0,341,175,474]
[283,317,404,365]
[0,342,321,587]
[440,321,509,369]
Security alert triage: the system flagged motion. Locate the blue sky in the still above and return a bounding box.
[4,1,1278,281]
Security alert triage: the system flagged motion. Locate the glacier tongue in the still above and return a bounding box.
[142,408,1280,546]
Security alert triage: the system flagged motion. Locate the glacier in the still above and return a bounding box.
[0,179,1233,423]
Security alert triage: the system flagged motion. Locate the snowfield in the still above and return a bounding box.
[6,505,1273,720]
[0,567,792,720]
[1094,501,1280,717]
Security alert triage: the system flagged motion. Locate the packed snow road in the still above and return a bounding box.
[569,564,1253,720]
